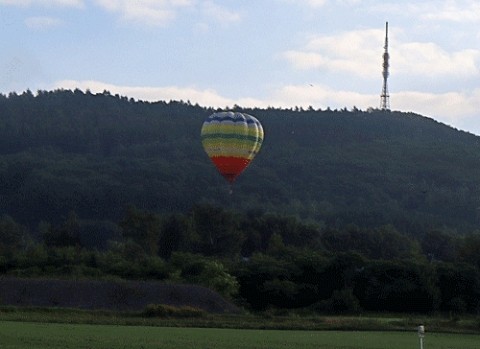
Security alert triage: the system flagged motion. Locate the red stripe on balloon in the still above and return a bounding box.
[210,156,251,183]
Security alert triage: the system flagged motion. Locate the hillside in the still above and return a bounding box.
[0,89,479,235]
[0,277,239,313]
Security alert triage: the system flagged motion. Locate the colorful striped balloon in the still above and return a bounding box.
[201,111,264,184]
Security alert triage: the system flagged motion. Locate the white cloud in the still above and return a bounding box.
[284,28,480,79]
[371,1,480,23]
[274,84,378,109]
[304,0,327,7]
[94,0,195,26]
[25,16,63,29]
[277,0,327,8]
[283,29,386,78]
[393,44,480,77]
[393,89,480,124]
[274,85,480,133]
[421,1,480,22]
[54,80,234,106]
[93,0,241,27]
[50,80,480,134]
[281,0,366,8]
[0,0,83,7]
[283,51,325,69]
[52,80,371,111]
[202,1,241,24]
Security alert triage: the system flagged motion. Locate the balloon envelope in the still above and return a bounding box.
[201,111,264,183]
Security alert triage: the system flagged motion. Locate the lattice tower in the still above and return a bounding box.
[380,21,390,110]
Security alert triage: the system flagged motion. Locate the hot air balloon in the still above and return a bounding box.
[201,111,264,187]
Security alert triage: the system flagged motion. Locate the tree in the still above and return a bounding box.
[234,253,294,310]
[0,215,28,256]
[189,205,244,257]
[421,230,457,262]
[354,260,439,313]
[120,206,161,255]
[321,225,420,260]
[457,233,480,268]
[312,289,361,314]
[170,252,239,298]
[158,213,187,259]
[436,262,480,314]
[42,211,81,247]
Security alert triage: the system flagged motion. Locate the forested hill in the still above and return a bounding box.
[1,89,480,235]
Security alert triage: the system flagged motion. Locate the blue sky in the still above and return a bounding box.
[1,0,480,134]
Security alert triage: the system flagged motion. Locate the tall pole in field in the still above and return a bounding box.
[418,325,425,349]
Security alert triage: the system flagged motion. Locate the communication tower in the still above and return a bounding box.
[380,21,390,110]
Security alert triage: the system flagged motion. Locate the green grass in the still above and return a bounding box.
[1,321,480,349]
[1,306,480,334]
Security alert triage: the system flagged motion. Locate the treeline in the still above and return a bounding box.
[1,89,480,314]
[1,205,479,315]
[0,89,480,234]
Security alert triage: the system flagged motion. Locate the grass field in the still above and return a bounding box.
[2,306,480,333]
[1,321,480,349]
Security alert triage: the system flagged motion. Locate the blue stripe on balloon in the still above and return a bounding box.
[205,114,258,124]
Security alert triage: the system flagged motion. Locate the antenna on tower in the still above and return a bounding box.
[380,21,390,111]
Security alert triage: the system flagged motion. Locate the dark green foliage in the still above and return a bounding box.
[143,304,206,318]
[354,260,439,313]
[0,215,28,257]
[42,211,81,247]
[321,225,420,260]
[169,252,239,298]
[0,207,480,314]
[0,90,479,234]
[158,214,187,260]
[1,90,480,315]
[188,205,243,257]
[311,289,361,314]
[120,206,162,255]
[436,262,480,313]
[457,233,480,268]
[420,230,458,262]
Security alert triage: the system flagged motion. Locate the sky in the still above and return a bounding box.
[1,0,480,135]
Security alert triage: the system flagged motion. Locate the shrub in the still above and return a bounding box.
[311,289,361,314]
[143,304,206,318]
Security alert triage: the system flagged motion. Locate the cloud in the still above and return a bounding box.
[371,1,480,23]
[53,80,357,110]
[393,44,480,77]
[283,28,480,79]
[393,89,480,125]
[281,0,366,8]
[0,0,84,7]
[54,80,234,106]
[25,16,63,29]
[304,0,327,7]
[93,0,241,27]
[283,29,386,78]
[273,85,480,134]
[420,1,480,22]
[50,80,480,134]
[282,0,327,7]
[273,84,378,109]
[202,1,242,24]
[93,0,195,26]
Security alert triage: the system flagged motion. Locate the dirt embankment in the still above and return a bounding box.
[0,277,239,313]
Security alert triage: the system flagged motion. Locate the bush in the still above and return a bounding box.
[142,304,206,318]
[170,253,239,298]
[447,297,467,315]
[311,289,361,314]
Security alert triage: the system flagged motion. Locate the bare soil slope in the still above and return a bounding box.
[0,277,239,313]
